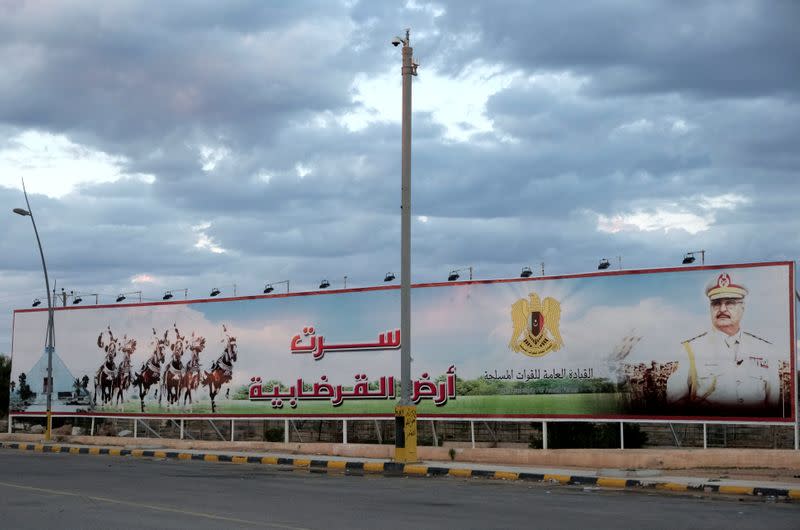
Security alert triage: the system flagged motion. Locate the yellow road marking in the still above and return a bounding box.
[327,461,346,471]
[293,459,311,468]
[69,447,80,454]
[597,477,628,488]
[153,451,167,459]
[34,444,44,452]
[404,465,428,476]
[131,450,144,457]
[0,480,308,529]
[363,462,384,474]
[89,447,100,455]
[178,453,192,460]
[203,454,219,462]
[232,456,248,464]
[448,468,472,478]
[493,471,519,481]
[109,449,121,456]
[656,482,687,492]
[50,445,61,453]
[261,457,279,465]
[543,474,571,484]
[788,490,800,500]
[718,485,753,496]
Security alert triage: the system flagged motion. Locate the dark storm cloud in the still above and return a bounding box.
[423,0,800,99]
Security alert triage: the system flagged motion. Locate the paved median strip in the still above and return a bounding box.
[1,441,797,499]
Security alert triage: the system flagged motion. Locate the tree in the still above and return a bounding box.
[0,355,10,417]
[18,372,33,402]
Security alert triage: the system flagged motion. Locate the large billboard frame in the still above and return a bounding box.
[8,261,797,425]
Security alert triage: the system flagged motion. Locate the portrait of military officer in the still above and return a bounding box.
[666,272,781,415]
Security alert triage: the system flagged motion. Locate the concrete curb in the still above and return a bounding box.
[3,441,799,500]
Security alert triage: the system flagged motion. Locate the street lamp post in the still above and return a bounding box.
[393,28,418,463]
[13,182,55,441]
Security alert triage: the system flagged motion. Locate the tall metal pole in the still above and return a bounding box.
[400,32,413,406]
[395,29,418,462]
[14,181,55,441]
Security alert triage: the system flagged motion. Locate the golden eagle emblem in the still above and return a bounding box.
[508,292,564,357]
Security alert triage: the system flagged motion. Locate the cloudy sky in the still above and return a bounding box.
[1,1,798,355]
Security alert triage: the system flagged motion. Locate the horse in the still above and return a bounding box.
[161,325,186,407]
[181,332,206,407]
[132,329,169,412]
[201,325,238,413]
[113,335,137,407]
[94,327,119,406]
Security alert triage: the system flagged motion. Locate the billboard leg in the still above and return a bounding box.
[231,420,235,442]
[90,417,95,437]
[284,419,289,444]
[703,423,707,449]
[619,422,624,450]
[431,420,438,447]
[180,419,184,440]
[470,420,475,449]
[133,419,138,438]
[7,414,12,434]
[542,421,548,450]
[342,420,348,445]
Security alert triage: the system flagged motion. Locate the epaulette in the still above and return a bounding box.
[682,331,707,344]
[744,331,772,345]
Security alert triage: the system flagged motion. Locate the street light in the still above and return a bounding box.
[393,28,419,463]
[682,250,705,265]
[13,182,55,441]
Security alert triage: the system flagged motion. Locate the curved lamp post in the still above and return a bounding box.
[13,182,55,441]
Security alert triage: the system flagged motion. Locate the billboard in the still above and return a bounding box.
[9,262,796,421]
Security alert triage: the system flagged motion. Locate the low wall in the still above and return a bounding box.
[3,433,800,470]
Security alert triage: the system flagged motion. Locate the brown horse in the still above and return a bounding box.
[201,325,237,413]
[113,335,137,407]
[132,329,169,412]
[161,325,186,407]
[181,333,206,407]
[94,327,119,406]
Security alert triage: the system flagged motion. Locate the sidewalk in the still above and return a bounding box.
[2,439,799,500]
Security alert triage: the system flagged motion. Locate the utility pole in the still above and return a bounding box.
[393,28,419,463]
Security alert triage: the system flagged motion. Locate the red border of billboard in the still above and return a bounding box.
[11,260,797,423]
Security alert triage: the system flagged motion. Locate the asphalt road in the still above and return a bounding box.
[1,449,799,530]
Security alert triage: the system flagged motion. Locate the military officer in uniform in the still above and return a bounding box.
[666,272,780,415]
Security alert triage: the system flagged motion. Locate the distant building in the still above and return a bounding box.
[26,350,77,396]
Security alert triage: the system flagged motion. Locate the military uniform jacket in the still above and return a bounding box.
[666,328,780,409]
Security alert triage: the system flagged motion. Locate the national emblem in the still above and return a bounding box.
[508,292,564,357]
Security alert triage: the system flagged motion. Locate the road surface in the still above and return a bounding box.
[1,449,798,529]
